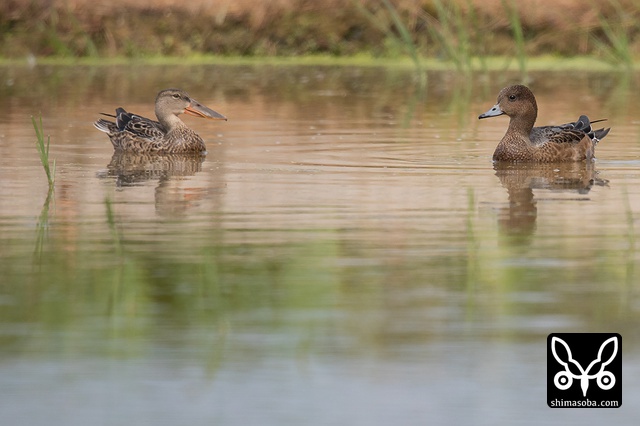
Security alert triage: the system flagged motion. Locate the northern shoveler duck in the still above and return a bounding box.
[478,85,610,162]
[94,88,227,154]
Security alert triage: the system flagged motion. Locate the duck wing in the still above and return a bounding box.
[94,108,166,140]
[112,108,167,140]
[530,115,610,146]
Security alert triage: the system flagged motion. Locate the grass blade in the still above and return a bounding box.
[380,0,426,87]
[501,0,527,76]
[592,0,633,69]
[31,114,55,188]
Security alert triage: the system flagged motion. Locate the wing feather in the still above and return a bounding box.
[530,116,609,146]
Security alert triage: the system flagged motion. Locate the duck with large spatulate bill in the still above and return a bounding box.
[94,89,227,154]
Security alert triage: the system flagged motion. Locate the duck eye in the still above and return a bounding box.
[172,94,181,99]
[508,94,517,101]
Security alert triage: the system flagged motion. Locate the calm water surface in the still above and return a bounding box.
[1,64,640,425]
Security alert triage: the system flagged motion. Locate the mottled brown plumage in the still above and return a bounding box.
[478,85,610,162]
[94,89,227,154]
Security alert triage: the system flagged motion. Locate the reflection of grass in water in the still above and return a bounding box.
[465,187,479,291]
[449,76,474,130]
[622,187,636,289]
[104,196,141,326]
[396,82,428,129]
[601,72,631,121]
[32,114,56,188]
[34,187,54,263]
[5,214,640,360]
[105,197,123,258]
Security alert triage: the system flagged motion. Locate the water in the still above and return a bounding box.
[1,64,640,425]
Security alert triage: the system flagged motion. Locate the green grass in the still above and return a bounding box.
[593,0,634,69]
[502,0,528,75]
[427,0,474,71]
[31,114,56,188]
[1,52,636,71]
[379,0,426,86]
[355,0,427,86]
[2,1,640,69]
[383,0,428,87]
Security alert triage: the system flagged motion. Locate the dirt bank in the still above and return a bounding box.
[1,0,638,61]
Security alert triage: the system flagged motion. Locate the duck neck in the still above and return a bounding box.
[156,109,186,133]
[507,114,536,138]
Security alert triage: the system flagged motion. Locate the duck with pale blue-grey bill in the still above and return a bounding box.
[479,85,610,162]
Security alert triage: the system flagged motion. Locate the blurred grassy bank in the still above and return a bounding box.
[1,0,639,69]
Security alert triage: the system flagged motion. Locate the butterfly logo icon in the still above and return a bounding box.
[551,336,618,397]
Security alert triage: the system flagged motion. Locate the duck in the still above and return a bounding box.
[478,85,610,162]
[94,88,227,154]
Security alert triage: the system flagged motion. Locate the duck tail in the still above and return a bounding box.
[95,108,131,133]
[575,115,610,144]
[94,119,115,134]
[592,127,611,144]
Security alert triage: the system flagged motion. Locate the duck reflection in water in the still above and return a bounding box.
[494,162,608,244]
[98,151,223,216]
[104,152,205,186]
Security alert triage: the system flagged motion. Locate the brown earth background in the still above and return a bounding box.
[0,0,639,61]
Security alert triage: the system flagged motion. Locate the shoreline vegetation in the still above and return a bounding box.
[1,0,639,70]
